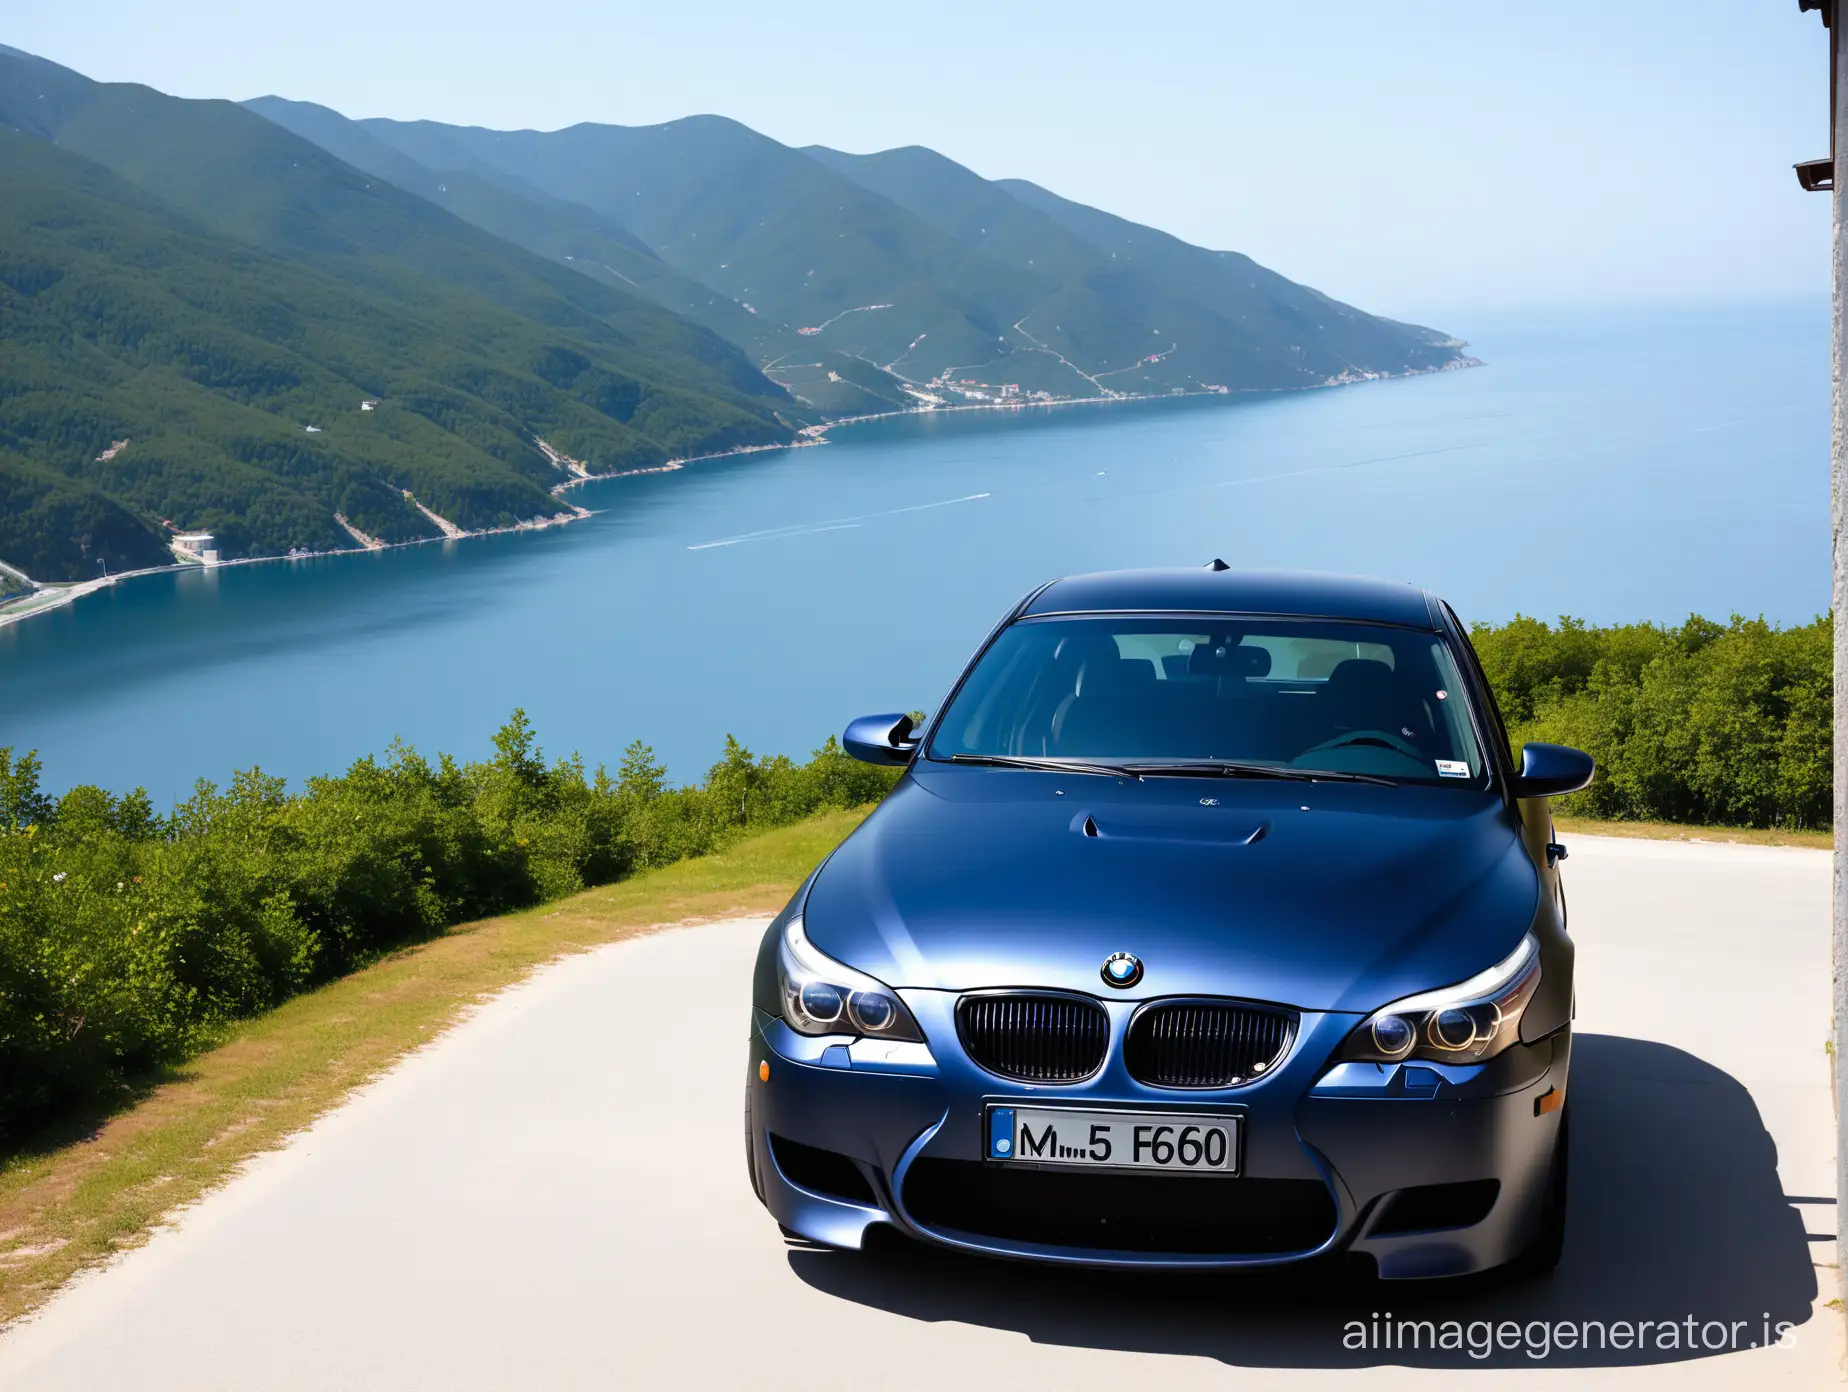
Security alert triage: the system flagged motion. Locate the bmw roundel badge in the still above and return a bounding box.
[1101,952,1143,988]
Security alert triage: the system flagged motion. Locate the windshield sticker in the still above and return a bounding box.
[1434,759,1471,778]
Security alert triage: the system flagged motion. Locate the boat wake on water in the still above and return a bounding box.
[685,492,992,550]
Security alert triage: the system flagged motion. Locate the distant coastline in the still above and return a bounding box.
[0,507,592,632]
[0,361,1479,634]
[552,355,1481,492]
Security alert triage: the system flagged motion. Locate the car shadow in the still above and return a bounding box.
[786,1034,1822,1368]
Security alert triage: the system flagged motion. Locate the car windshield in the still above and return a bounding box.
[926,615,1491,787]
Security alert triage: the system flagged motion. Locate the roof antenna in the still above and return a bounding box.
[1205,558,1230,572]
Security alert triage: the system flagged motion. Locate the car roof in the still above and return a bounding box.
[1019,567,1441,630]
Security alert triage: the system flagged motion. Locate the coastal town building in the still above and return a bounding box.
[171,533,220,566]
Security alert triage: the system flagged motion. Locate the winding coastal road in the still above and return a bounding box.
[0,836,1838,1388]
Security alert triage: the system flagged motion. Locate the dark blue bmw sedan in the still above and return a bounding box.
[746,567,1593,1280]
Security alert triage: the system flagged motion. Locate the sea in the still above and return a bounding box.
[0,300,1828,804]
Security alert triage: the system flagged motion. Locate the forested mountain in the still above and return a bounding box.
[0,42,1472,583]
[267,109,1033,407]
[808,145,1467,395]
[246,98,915,416]
[264,109,1472,405]
[0,47,796,578]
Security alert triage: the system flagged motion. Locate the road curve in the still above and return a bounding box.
[0,836,1838,1389]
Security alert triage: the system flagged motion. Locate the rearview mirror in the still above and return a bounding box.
[844,713,918,766]
[1513,742,1595,799]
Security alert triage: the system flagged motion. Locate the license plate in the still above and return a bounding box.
[985,1106,1239,1174]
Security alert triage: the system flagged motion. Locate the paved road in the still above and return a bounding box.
[0,836,1839,1388]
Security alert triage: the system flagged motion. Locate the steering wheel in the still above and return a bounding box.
[1302,728,1426,761]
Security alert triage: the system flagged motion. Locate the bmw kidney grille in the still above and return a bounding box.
[956,993,1109,1083]
[1124,1000,1297,1088]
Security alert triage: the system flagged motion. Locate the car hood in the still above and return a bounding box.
[801,764,1539,1015]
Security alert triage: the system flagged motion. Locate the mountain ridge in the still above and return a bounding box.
[246,97,916,416]
[0,49,799,579]
[288,107,1471,403]
[0,44,1474,588]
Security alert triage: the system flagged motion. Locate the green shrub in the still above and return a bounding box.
[1469,612,1831,829]
[0,715,897,1146]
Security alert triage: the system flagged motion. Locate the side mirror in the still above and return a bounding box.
[1513,742,1595,799]
[844,713,918,766]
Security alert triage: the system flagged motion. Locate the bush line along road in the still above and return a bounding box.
[0,716,899,1149]
[1471,613,1830,829]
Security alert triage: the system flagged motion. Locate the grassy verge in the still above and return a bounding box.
[1554,815,1832,850]
[0,807,868,1328]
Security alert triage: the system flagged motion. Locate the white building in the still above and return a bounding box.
[172,533,221,566]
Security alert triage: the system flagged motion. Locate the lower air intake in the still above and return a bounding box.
[1370,1179,1501,1236]
[903,1159,1336,1255]
[769,1134,877,1206]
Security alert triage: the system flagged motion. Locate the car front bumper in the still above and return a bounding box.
[747,993,1570,1278]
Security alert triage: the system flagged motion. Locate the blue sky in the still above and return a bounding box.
[6,1,1830,318]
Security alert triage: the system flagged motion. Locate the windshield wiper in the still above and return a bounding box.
[1121,760,1399,788]
[947,754,1139,780]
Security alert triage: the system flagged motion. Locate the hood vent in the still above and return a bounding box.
[1077,809,1270,847]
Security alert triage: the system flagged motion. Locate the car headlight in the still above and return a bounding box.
[777,917,924,1042]
[1338,933,1542,1065]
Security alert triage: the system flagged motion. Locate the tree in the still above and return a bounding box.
[0,749,54,832]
